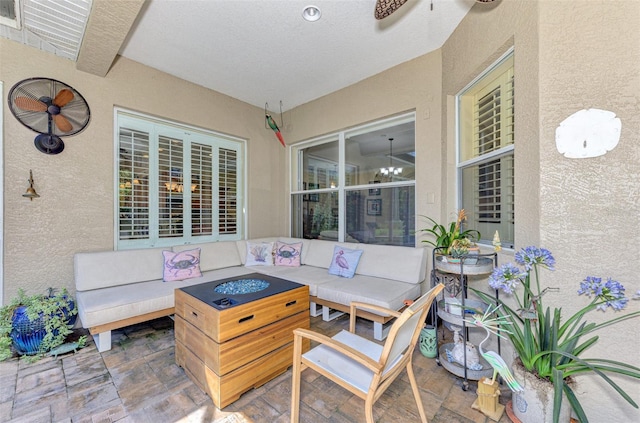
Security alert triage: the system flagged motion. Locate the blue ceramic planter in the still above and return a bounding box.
[9,296,77,355]
[10,306,46,355]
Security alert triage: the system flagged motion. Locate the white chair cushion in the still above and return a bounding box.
[302,330,402,394]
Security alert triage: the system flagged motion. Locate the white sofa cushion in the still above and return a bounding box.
[251,265,336,296]
[356,243,427,284]
[174,241,242,272]
[304,239,357,269]
[316,275,421,316]
[77,266,254,328]
[75,247,166,291]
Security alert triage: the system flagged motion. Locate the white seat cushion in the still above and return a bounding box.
[302,330,402,393]
[316,276,421,315]
[251,265,336,296]
[77,267,254,328]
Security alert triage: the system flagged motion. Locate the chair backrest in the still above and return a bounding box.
[380,283,444,372]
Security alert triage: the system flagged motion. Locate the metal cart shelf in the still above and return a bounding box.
[431,247,499,391]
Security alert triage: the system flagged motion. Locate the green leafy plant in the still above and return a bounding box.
[449,237,473,258]
[418,209,481,253]
[0,288,78,361]
[471,247,640,422]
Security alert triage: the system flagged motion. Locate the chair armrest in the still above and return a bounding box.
[293,328,381,372]
[348,301,401,333]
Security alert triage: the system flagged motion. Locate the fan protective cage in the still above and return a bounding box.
[8,77,91,137]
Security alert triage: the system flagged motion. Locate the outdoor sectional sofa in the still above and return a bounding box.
[74,237,429,352]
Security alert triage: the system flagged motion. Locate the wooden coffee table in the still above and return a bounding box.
[174,273,310,408]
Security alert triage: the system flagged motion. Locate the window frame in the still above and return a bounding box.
[456,49,515,248]
[114,108,246,250]
[289,113,416,245]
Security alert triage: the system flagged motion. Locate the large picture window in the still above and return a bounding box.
[116,110,244,249]
[458,51,514,247]
[290,114,416,246]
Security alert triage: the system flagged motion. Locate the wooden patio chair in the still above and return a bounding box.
[290,283,445,423]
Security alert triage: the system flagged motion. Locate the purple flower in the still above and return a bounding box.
[514,246,555,271]
[489,263,525,294]
[578,276,604,297]
[578,276,628,311]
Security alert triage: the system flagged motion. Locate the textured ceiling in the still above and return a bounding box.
[118,0,476,111]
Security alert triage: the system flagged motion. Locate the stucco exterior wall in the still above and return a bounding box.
[537,2,640,421]
[1,39,287,301]
[442,1,640,421]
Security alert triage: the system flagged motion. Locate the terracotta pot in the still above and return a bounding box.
[511,358,573,423]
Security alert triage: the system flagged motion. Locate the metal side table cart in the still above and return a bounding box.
[430,247,499,390]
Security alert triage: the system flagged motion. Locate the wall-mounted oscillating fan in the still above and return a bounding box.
[8,77,91,155]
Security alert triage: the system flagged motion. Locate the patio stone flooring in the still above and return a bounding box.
[0,314,512,423]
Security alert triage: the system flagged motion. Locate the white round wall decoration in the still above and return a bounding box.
[555,108,621,158]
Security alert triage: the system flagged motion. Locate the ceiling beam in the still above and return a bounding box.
[76,0,145,77]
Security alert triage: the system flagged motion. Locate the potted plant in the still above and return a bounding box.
[0,288,78,361]
[418,209,492,273]
[471,246,640,423]
[419,209,481,255]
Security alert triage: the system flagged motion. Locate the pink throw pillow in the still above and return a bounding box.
[163,248,202,282]
[274,241,302,267]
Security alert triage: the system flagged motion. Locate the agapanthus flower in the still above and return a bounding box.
[514,246,555,272]
[474,246,640,418]
[578,276,628,311]
[488,263,525,294]
[578,276,604,297]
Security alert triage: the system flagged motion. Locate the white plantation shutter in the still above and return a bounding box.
[118,128,150,240]
[191,142,213,237]
[116,111,244,249]
[218,147,238,235]
[458,52,514,247]
[158,135,184,239]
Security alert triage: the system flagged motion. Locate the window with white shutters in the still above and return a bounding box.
[458,51,514,248]
[116,110,244,249]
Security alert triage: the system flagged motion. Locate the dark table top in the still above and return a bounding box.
[178,272,304,310]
